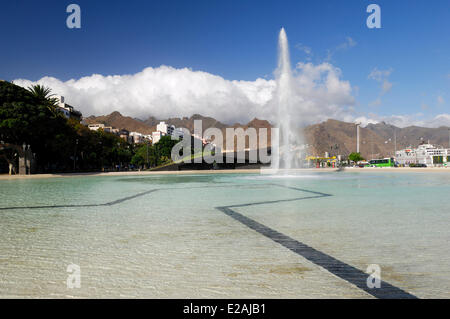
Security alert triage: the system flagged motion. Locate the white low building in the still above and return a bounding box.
[54,96,82,121]
[152,122,184,144]
[152,131,165,144]
[396,143,449,167]
[88,123,105,131]
[129,132,152,144]
[88,124,120,135]
[156,121,173,135]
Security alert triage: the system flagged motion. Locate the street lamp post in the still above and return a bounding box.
[356,123,361,153]
[21,143,27,175]
[371,138,374,160]
[146,140,149,169]
[73,139,78,171]
[394,128,397,157]
[117,142,121,171]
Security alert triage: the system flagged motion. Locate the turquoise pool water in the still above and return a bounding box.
[0,171,449,298]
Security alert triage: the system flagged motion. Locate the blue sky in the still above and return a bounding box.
[1,0,449,126]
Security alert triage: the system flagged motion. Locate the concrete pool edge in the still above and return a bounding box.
[1,167,449,180]
[0,168,337,180]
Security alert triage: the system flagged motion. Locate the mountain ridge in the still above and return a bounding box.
[84,112,450,159]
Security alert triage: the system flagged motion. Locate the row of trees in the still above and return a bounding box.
[131,136,180,168]
[0,81,175,173]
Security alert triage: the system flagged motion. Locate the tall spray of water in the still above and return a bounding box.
[271,28,304,171]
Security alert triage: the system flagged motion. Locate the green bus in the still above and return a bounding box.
[369,158,395,167]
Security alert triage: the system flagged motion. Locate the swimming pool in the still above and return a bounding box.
[0,171,449,298]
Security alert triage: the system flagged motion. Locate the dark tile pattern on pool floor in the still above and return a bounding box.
[216,184,417,299]
[0,182,417,299]
[0,184,269,210]
[0,189,159,210]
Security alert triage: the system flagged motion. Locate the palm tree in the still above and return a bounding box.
[28,84,54,100]
[27,84,59,116]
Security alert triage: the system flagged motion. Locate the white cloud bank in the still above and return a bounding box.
[355,113,450,128]
[13,63,355,126]
[12,64,450,128]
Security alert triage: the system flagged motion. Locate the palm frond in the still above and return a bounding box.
[27,84,55,100]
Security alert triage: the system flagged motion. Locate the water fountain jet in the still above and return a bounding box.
[270,28,305,173]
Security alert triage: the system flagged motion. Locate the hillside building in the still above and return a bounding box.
[153,121,184,144]
[152,131,165,144]
[87,124,119,134]
[129,132,152,144]
[54,96,82,121]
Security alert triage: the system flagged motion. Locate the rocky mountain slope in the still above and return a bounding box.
[84,112,450,160]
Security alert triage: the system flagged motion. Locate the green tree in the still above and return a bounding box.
[1,81,71,169]
[27,84,54,101]
[348,152,364,163]
[1,81,133,173]
[154,136,179,159]
[131,143,156,168]
[27,84,59,116]
[131,136,180,169]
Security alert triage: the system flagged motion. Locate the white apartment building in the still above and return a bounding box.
[153,122,184,144]
[88,124,119,134]
[129,132,152,144]
[172,128,184,139]
[54,95,81,120]
[152,131,165,144]
[88,123,105,131]
[156,122,174,135]
[395,143,449,167]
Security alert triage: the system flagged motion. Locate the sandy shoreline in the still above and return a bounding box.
[0,167,449,180]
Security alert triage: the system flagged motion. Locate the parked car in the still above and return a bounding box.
[357,161,370,168]
[410,163,427,167]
